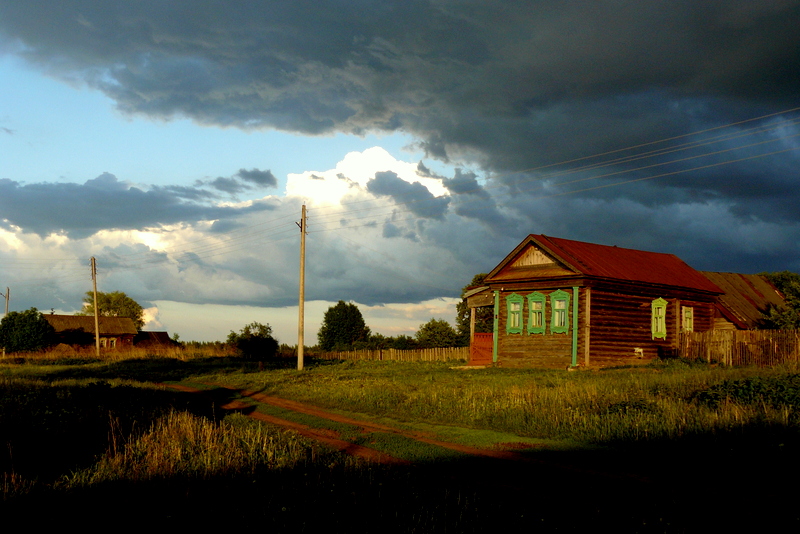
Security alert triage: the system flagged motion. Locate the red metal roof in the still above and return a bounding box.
[529,235,723,293]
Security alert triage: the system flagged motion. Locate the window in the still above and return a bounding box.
[100,338,107,348]
[652,298,667,339]
[527,292,546,334]
[110,338,117,349]
[681,306,694,333]
[549,289,570,334]
[506,293,523,334]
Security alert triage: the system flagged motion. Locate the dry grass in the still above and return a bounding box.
[2,343,237,362]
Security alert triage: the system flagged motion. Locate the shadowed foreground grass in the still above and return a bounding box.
[2,357,800,531]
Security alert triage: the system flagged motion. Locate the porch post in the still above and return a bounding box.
[571,286,579,367]
[492,290,499,363]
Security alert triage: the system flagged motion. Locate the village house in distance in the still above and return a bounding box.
[43,314,177,350]
[465,234,786,369]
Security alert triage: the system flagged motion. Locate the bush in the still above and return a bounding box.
[0,308,55,353]
[227,322,279,360]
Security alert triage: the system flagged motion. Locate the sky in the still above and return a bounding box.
[1,1,799,344]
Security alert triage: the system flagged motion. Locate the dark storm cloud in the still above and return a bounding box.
[0,172,275,238]
[2,0,800,276]
[367,171,449,220]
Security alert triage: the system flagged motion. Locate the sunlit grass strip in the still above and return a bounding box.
[65,412,321,485]
[197,360,800,444]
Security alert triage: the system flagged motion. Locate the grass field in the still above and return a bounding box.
[2,354,800,531]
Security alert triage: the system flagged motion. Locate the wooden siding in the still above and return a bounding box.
[495,288,581,369]
[586,287,716,367]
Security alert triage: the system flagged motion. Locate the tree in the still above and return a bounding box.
[77,291,145,330]
[759,271,800,329]
[227,322,279,360]
[415,318,460,348]
[455,273,493,344]
[0,307,55,353]
[317,301,371,351]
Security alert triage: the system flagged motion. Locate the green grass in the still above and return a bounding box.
[194,359,800,445]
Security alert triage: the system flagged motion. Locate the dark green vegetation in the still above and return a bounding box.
[317,300,371,350]
[414,317,461,348]
[760,271,800,329]
[2,357,800,530]
[0,307,55,353]
[226,321,279,360]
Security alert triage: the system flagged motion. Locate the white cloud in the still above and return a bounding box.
[285,146,447,205]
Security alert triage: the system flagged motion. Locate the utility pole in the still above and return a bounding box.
[91,257,100,358]
[297,205,307,371]
[0,287,7,358]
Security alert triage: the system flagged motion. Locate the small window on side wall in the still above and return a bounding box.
[652,298,667,339]
[527,292,546,334]
[506,293,523,334]
[549,289,570,334]
[681,306,694,333]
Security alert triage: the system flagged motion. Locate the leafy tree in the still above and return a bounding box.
[415,318,461,348]
[0,307,56,353]
[759,271,800,329]
[227,322,279,360]
[317,301,371,351]
[455,273,493,343]
[77,291,145,330]
[389,335,418,350]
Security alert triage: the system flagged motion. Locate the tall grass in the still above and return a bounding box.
[65,411,321,485]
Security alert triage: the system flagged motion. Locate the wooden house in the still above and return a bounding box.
[700,272,786,330]
[43,314,138,349]
[467,235,724,368]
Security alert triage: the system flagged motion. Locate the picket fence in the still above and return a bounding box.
[679,330,800,367]
[314,346,469,362]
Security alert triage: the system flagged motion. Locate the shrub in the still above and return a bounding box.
[0,308,55,353]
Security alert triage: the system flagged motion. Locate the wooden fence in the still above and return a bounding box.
[314,346,469,362]
[679,330,800,366]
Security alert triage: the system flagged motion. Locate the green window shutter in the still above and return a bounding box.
[549,289,570,334]
[506,293,523,334]
[652,298,667,339]
[527,292,546,334]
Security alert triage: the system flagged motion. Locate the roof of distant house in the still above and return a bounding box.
[700,272,786,328]
[43,314,138,335]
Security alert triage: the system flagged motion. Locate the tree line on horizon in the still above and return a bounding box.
[1,271,798,355]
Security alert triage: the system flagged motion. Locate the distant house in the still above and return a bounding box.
[700,272,786,330]
[466,234,724,368]
[44,315,138,349]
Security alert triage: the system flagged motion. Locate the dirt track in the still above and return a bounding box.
[164,381,649,484]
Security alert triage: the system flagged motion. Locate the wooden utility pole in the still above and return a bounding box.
[91,257,100,358]
[1,287,7,358]
[297,205,307,371]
